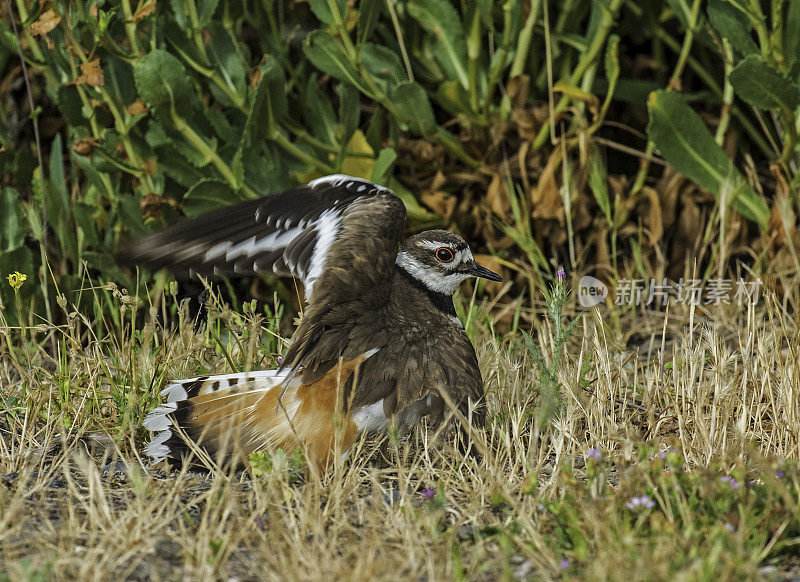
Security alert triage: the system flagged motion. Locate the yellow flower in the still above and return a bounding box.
[7,271,27,293]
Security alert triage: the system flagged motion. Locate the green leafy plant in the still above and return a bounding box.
[523,267,577,423]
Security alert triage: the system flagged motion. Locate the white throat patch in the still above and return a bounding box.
[395,251,471,295]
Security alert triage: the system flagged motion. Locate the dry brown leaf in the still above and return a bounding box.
[72,137,100,156]
[125,98,148,116]
[420,191,456,219]
[512,108,538,142]
[89,4,99,19]
[398,138,437,163]
[133,0,157,21]
[529,149,563,220]
[29,10,61,37]
[641,186,663,246]
[71,59,104,87]
[142,158,158,175]
[140,193,164,220]
[485,173,509,217]
[250,56,269,90]
[767,163,794,249]
[505,75,530,110]
[430,171,447,192]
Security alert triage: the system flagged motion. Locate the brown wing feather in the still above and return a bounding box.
[281,190,406,383]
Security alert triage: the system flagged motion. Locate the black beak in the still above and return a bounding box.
[470,261,503,282]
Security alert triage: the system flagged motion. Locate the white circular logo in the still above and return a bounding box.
[579,276,608,307]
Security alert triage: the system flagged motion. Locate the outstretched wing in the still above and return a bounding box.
[118,175,406,301]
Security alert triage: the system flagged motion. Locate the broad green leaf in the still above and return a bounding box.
[205,107,240,144]
[729,55,800,113]
[587,150,612,226]
[358,0,383,42]
[392,82,437,136]
[308,0,348,25]
[407,0,469,89]
[303,31,370,95]
[46,135,79,265]
[338,83,360,145]
[56,85,87,129]
[361,44,406,91]
[152,143,208,188]
[71,152,115,200]
[182,179,247,217]
[303,77,337,144]
[787,0,800,73]
[245,58,287,139]
[647,90,768,227]
[73,202,100,247]
[235,59,287,186]
[48,134,69,222]
[341,130,375,179]
[335,84,360,169]
[117,195,146,234]
[197,0,220,25]
[386,178,437,223]
[465,0,493,30]
[205,22,247,105]
[371,148,397,185]
[435,80,471,116]
[134,50,193,111]
[707,0,758,56]
[104,55,139,108]
[144,116,216,170]
[0,188,25,252]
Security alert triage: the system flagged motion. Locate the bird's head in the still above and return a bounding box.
[395,230,502,295]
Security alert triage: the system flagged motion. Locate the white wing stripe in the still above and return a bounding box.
[304,208,342,299]
[202,227,304,263]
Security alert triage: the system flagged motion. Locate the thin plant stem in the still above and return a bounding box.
[5,0,55,343]
[121,0,143,57]
[533,0,625,150]
[384,0,414,82]
[715,41,735,145]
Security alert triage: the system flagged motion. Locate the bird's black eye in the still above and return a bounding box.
[435,247,454,262]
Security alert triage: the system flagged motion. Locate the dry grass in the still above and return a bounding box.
[1,281,799,581]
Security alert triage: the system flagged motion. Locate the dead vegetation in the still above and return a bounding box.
[1,282,799,580]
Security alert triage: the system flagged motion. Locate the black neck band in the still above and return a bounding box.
[395,265,457,317]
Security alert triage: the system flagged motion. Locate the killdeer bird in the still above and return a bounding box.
[123,175,502,470]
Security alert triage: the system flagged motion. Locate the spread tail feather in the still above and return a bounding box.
[144,356,372,469]
[143,370,291,465]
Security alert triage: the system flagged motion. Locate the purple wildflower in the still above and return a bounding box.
[559,558,571,570]
[277,356,283,364]
[556,267,566,282]
[422,486,436,500]
[724,522,735,532]
[658,446,680,461]
[721,476,741,490]
[585,448,602,463]
[626,495,655,510]
[776,470,786,479]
